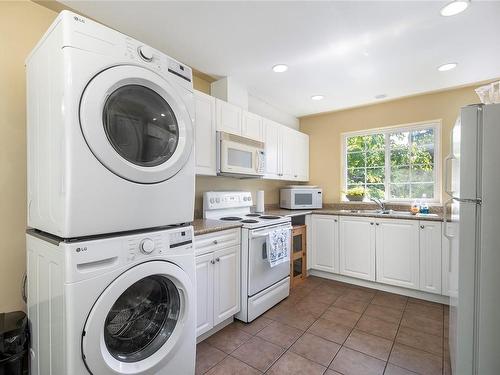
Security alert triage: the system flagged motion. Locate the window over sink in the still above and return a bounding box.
[342,121,440,203]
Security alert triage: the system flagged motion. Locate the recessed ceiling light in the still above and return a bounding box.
[311,95,324,101]
[375,94,387,99]
[272,64,288,73]
[440,0,469,16]
[438,62,457,71]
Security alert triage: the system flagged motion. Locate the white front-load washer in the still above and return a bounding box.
[26,225,196,375]
[26,11,195,237]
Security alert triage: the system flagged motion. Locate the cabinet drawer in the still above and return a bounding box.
[195,228,240,256]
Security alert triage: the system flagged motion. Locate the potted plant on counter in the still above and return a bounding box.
[344,186,366,202]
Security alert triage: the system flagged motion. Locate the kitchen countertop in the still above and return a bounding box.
[192,219,242,236]
[265,208,444,222]
[192,207,443,236]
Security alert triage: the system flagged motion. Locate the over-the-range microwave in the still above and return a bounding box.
[217,131,265,178]
[280,187,323,209]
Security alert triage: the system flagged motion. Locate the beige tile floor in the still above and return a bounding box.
[196,276,451,375]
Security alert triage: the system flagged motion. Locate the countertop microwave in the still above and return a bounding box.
[280,187,323,209]
[217,131,265,178]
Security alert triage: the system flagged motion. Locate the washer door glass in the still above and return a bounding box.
[104,275,180,362]
[103,85,179,167]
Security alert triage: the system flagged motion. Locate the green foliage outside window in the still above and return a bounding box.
[345,127,436,200]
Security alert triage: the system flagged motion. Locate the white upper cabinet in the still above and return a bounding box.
[263,118,281,179]
[419,221,442,294]
[296,132,309,181]
[376,219,420,290]
[280,126,296,180]
[215,99,242,136]
[242,111,263,142]
[339,216,376,281]
[194,90,217,176]
[310,215,339,273]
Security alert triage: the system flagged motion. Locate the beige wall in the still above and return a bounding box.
[300,85,485,204]
[0,1,57,312]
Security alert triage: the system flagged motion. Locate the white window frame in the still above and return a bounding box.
[341,120,441,204]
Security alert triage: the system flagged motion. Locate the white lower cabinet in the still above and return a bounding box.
[419,221,443,294]
[310,215,339,273]
[376,219,419,289]
[195,253,214,336]
[312,215,446,296]
[195,230,241,337]
[339,217,376,281]
[213,245,240,325]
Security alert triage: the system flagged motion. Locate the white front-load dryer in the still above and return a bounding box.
[26,11,195,237]
[26,226,196,375]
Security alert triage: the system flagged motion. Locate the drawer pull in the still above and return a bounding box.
[215,257,220,262]
[213,240,218,245]
[210,259,215,264]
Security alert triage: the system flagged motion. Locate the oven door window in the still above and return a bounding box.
[227,147,253,169]
[294,193,312,206]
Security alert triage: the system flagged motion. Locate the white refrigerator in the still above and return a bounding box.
[445,103,500,374]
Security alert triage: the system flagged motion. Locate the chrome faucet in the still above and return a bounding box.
[370,197,386,211]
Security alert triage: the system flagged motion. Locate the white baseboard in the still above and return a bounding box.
[309,269,450,305]
[196,317,234,343]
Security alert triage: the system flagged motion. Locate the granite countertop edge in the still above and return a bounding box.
[265,208,444,222]
[192,219,243,236]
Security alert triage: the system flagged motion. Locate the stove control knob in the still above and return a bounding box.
[138,45,154,61]
[210,198,215,203]
[140,238,155,254]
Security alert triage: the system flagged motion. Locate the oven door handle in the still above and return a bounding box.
[250,225,293,239]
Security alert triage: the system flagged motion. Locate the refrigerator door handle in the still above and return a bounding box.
[442,198,455,273]
[443,198,454,241]
[444,128,456,197]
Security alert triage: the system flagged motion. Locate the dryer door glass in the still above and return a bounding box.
[103,85,179,167]
[104,275,180,363]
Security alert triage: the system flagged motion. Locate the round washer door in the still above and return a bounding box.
[82,261,193,375]
[80,65,193,184]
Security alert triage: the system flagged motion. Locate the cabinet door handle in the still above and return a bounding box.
[376,223,379,226]
[420,225,425,229]
[215,257,220,262]
[213,239,218,245]
[370,222,374,225]
[210,259,215,264]
[334,219,338,222]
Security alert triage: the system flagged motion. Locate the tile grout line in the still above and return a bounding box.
[382,297,408,374]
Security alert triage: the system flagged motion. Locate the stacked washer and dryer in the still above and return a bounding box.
[26,11,197,375]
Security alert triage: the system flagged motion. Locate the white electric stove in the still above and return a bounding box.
[203,191,291,322]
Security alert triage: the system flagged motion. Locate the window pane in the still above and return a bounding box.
[390,146,410,166]
[390,183,410,199]
[366,184,385,199]
[411,183,434,199]
[347,152,365,168]
[348,168,365,184]
[391,165,410,183]
[347,136,365,152]
[365,134,385,151]
[412,128,434,145]
[366,150,385,167]
[366,167,384,184]
[411,143,434,165]
[412,165,434,182]
[390,131,409,147]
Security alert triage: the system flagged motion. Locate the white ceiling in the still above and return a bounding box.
[59,1,500,117]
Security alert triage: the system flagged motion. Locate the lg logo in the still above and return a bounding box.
[73,16,85,23]
[76,247,88,253]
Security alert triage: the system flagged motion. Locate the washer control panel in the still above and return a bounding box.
[126,226,193,261]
